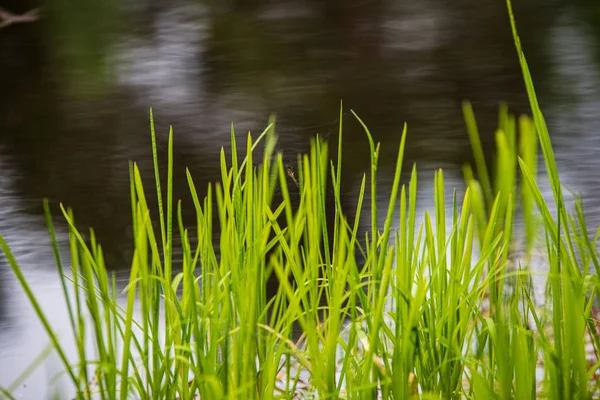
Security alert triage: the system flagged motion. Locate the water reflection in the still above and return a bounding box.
[0,149,71,397]
[1,0,600,395]
[544,8,600,229]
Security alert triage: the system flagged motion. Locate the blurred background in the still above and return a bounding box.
[1,0,600,396]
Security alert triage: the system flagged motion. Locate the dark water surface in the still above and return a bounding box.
[2,0,600,396]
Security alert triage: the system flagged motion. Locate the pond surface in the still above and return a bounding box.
[2,0,600,397]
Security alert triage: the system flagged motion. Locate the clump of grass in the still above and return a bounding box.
[1,0,600,398]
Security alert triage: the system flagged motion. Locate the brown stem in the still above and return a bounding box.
[0,6,39,28]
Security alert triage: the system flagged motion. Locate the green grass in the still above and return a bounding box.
[2,0,600,398]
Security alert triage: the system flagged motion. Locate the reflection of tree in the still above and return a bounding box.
[0,1,136,270]
[45,0,121,99]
